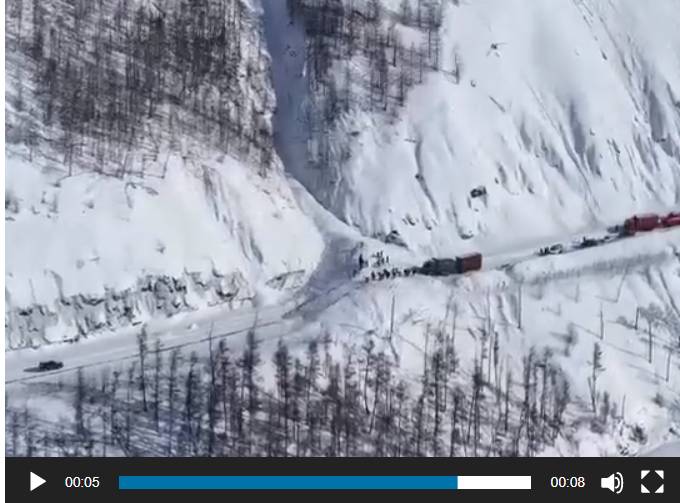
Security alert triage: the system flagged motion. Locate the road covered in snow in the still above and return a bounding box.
[7,220,679,386]
[5,301,297,385]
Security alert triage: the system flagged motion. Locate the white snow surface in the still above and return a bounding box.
[5,0,680,456]
[7,226,680,456]
[270,0,680,256]
[5,149,323,308]
[642,440,680,457]
[7,0,680,341]
[4,0,325,347]
[289,231,680,456]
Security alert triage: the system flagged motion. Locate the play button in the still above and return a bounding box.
[30,472,46,492]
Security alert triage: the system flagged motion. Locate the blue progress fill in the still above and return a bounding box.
[118,475,459,491]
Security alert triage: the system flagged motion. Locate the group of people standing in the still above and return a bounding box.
[353,249,419,282]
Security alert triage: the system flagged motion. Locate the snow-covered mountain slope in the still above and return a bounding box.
[5,150,323,347]
[7,225,680,456]
[7,0,680,348]
[265,0,680,257]
[4,0,324,347]
[5,0,680,458]
[289,230,680,456]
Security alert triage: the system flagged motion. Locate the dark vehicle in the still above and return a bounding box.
[470,186,487,198]
[623,213,660,235]
[577,237,599,248]
[537,244,564,256]
[421,253,483,276]
[38,360,64,371]
[421,258,459,276]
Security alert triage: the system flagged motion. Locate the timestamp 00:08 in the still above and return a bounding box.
[64,476,101,488]
[549,476,586,488]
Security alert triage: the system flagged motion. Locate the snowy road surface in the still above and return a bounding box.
[6,224,679,385]
[5,302,296,385]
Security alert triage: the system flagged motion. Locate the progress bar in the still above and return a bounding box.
[118,475,531,490]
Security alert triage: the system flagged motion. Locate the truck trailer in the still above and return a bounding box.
[420,253,483,276]
[661,212,680,228]
[456,252,483,273]
[623,214,660,235]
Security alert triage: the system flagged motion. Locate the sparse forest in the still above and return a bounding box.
[5,0,276,177]
[285,0,445,170]
[6,319,599,457]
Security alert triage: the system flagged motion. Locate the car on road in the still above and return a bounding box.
[537,243,564,256]
[576,237,600,249]
[38,360,64,371]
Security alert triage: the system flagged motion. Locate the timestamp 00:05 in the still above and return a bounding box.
[64,476,101,488]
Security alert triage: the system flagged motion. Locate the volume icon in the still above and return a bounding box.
[601,472,624,494]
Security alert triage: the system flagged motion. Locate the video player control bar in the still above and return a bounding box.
[118,475,531,491]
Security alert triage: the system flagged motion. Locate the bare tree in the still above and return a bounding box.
[124,362,137,452]
[503,367,512,432]
[206,327,218,456]
[274,339,293,455]
[240,326,262,454]
[184,351,202,455]
[449,387,463,456]
[74,367,86,437]
[450,47,462,84]
[587,343,605,413]
[137,327,149,412]
[167,348,180,456]
[152,338,162,429]
[647,318,654,363]
[400,0,412,25]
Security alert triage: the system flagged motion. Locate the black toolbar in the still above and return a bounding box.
[6,456,678,502]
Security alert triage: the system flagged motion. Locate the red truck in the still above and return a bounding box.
[420,252,483,276]
[623,214,660,235]
[661,212,680,228]
[456,252,483,273]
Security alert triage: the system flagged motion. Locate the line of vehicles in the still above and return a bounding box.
[30,212,680,373]
[419,211,680,278]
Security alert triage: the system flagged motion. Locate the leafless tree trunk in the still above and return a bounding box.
[152,338,162,429]
[648,319,654,363]
[137,327,149,412]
